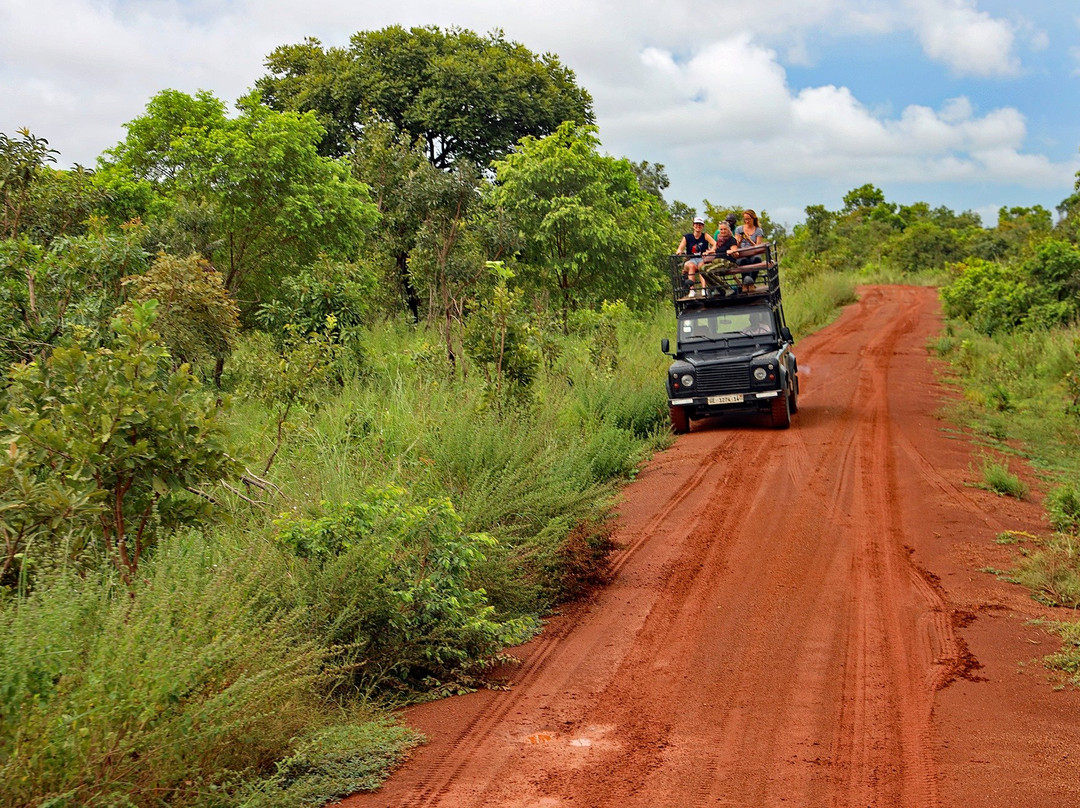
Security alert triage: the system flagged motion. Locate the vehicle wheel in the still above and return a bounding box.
[669,405,690,435]
[770,390,791,429]
[789,375,799,414]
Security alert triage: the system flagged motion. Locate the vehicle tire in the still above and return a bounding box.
[770,390,791,429]
[669,405,690,435]
[789,375,799,414]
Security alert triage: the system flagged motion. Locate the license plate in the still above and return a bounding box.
[708,394,744,405]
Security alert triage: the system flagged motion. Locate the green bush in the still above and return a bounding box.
[122,252,240,369]
[1041,618,1080,684]
[276,487,536,692]
[977,455,1028,499]
[0,302,237,586]
[1046,485,1080,533]
[940,258,1038,335]
[1012,533,1080,609]
[254,258,377,352]
[243,717,420,807]
[463,281,540,406]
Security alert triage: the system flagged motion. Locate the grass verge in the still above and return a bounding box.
[933,319,1080,680]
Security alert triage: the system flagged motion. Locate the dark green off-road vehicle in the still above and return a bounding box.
[662,244,799,432]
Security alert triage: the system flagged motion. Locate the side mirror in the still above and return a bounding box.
[661,338,670,354]
[781,327,793,343]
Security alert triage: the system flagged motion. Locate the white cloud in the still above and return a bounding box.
[0,0,1074,224]
[603,36,1075,197]
[904,0,1019,77]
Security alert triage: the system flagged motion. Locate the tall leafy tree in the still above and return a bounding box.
[486,122,667,323]
[94,90,379,307]
[257,25,594,169]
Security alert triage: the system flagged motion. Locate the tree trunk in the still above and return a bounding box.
[398,251,420,323]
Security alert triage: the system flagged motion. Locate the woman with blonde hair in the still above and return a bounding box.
[734,209,764,250]
[732,209,766,289]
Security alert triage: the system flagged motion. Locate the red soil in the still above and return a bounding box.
[340,285,1080,808]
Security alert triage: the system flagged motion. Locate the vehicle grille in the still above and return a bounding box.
[696,363,750,395]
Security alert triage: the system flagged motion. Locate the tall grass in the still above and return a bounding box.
[0,534,319,806]
[221,311,671,614]
[783,271,858,337]
[935,319,1080,681]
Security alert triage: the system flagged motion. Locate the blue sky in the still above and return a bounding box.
[2,0,1078,227]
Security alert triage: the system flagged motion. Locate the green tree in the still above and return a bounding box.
[842,183,887,213]
[802,203,835,254]
[0,219,150,365]
[94,90,379,307]
[701,201,780,242]
[350,119,491,334]
[1024,239,1080,310]
[122,253,241,370]
[258,26,594,168]
[881,220,962,275]
[998,204,1053,234]
[0,129,58,239]
[463,273,540,407]
[631,160,670,201]
[20,165,105,245]
[486,122,667,323]
[1,302,237,583]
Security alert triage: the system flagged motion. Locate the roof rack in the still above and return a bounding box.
[668,243,782,313]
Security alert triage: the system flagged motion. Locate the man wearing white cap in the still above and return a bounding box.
[675,216,715,296]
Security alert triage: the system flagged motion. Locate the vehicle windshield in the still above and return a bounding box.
[678,306,775,341]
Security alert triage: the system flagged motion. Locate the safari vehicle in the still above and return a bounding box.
[661,244,799,432]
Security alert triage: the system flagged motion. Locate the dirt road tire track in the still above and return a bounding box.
[340,286,1080,808]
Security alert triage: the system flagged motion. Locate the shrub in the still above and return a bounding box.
[122,252,240,369]
[276,487,536,692]
[243,717,421,807]
[0,301,237,585]
[254,258,377,351]
[977,455,1029,499]
[1046,485,1080,533]
[1011,533,1080,608]
[463,281,540,407]
[940,258,1039,335]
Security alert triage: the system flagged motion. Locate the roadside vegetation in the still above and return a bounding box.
[928,195,1080,682]
[3,21,1080,806]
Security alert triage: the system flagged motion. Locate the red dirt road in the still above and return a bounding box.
[343,285,1080,808]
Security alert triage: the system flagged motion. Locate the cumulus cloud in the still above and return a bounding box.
[904,0,1020,77]
[602,34,1075,197]
[0,0,1073,222]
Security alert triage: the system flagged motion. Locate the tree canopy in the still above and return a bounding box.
[487,122,667,321]
[257,25,594,168]
[94,90,379,306]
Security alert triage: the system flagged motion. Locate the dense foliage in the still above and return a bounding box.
[257,25,594,166]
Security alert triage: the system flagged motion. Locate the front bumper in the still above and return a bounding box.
[669,389,779,410]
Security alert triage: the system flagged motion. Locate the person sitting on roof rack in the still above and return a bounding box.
[676,216,715,296]
[707,220,738,262]
[701,220,739,290]
[732,209,766,290]
[714,212,738,243]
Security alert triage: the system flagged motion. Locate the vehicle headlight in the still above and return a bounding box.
[753,367,768,381]
[680,374,695,388]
